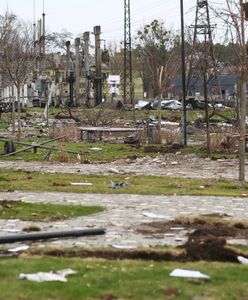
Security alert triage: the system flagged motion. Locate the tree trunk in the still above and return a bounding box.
[11,86,15,136]
[239,0,247,186]
[204,73,211,155]
[17,86,21,141]
[239,75,246,185]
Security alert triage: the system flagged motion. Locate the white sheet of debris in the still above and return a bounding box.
[19,269,77,283]
[170,269,210,279]
[134,100,151,110]
[8,245,30,253]
[237,256,248,264]
[112,244,137,249]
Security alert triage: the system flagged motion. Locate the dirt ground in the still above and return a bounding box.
[0,151,247,262]
[25,216,248,263]
[137,216,248,262]
[0,153,241,179]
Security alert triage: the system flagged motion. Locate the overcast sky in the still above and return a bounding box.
[2,0,222,43]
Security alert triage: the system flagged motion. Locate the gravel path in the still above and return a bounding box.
[0,155,247,250]
[0,154,244,179]
[0,191,247,249]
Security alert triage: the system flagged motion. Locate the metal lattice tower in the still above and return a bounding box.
[191,0,217,154]
[187,0,217,94]
[124,0,133,105]
[193,0,215,60]
[192,0,216,74]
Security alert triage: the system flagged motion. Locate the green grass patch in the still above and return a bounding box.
[0,139,162,162]
[0,256,247,300]
[0,138,245,162]
[0,200,104,221]
[0,168,248,196]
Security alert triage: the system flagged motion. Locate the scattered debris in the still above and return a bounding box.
[164,288,181,298]
[142,212,170,219]
[53,182,68,187]
[0,136,83,158]
[109,168,121,174]
[22,225,41,232]
[170,227,185,231]
[237,256,248,264]
[70,182,93,186]
[91,147,103,151]
[110,180,129,189]
[124,135,140,145]
[19,269,77,283]
[101,294,119,300]
[137,217,248,262]
[161,100,182,110]
[169,269,210,280]
[134,100,152,110]
[112,244,137,249]
[8,245,30,253]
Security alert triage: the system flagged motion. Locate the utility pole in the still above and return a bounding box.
[191,0,216,154]
[66,41,75,107]
[66,40,71,76]
[83,32,90,105]
[124,0,134,105]
[74,37,81,106]
[94,26,102,106]
[42,12,45,57]
[180,0,187,146]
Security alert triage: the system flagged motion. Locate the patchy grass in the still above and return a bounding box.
[0,200,104,221]
[0,256,247,300]
[0,134,245,162]
[0,168,248,196]
[0,139,163,162]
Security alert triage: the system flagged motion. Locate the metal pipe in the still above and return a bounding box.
[0,228,106,244]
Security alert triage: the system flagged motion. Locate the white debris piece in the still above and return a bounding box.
[90,147,103,151]
[170,227,185,231]
[2,228,21,233]
[170,269,210,279]
[112,244,136,249]
[6,219,20,223]
[142,212,170,219]
[19,269,77,283]
[8,245,30,253]
[70,182,93,186]
[237,256,248,264]
[134,100,151,110]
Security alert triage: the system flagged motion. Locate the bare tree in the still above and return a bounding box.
[135,20,181,99]
[213,1,247,184]
[0,12,34,139]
